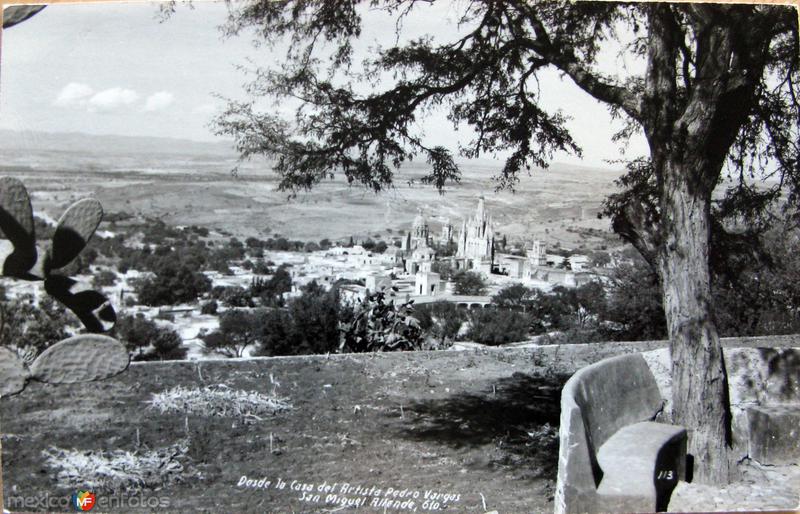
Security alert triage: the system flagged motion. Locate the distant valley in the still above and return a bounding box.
[0,130,625,250]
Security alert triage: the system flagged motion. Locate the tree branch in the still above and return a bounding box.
[520,12,642,120]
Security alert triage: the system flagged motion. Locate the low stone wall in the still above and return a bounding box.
[132,333,800,377]
[643,344,800,464]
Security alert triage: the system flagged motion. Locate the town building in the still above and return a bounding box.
[439,218,454,244]
[401,210,431,251]
[455,196,495,270]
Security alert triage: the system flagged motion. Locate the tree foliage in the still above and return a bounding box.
[0,293,75,361]
[202,308,262,358]
[255,281,350,356]
[466,309,531,346]
[415,300,466,346]
[452,270,488,296]
[114,313,187,361]
[134,262,212,306]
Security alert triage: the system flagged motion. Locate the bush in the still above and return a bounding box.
[256,282,349,356]
[452,271,487,295]
[251,265,292,306]
[492,284,535,309]
[91,269,118,288]
[144,329,187,361]
[415,301,466,345]
[0,295,75,360]
[213,286,255,308]
[251,260,273,275]
[431,260,455,281]
[200,300,218,315]
[467,309,531,345]
[115,313,186,361]
[134,263,211,306]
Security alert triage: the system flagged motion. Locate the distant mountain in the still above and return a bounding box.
[0,129,238,157]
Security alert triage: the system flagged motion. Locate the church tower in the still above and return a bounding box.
[456,196,495,262]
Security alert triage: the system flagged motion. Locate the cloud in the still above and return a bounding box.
[54,82,94,107]
[54,83,140,112]
[87,87,139,112]
[144,91,174,112]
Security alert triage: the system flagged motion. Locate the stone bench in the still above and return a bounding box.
[555,353,687,514]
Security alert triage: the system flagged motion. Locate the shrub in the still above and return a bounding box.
[256,282,349,356]
[200,300,218,315]
[214,286,255,308]
[0,295,75,360]
[339,290,422,352]
[415,301,466,345]
[134,263,211,306]
[452,271,487,295]
[467,309,531,345]
[91,269,118,288]
[115,313,186,361]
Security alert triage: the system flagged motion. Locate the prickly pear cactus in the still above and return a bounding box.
[0,177,116,332]
[29,334,129,384]
[0,177,37,277]
[0,335,129,397]
[0,346,30,397]
[49,198,104,271]
[0,179,128,397]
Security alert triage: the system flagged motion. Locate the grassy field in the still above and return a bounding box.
[1,343,673,514]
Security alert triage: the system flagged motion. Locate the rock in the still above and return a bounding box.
[747,405,800,466]
[723,347,800,458]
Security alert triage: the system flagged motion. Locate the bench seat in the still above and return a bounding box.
[596,421,687,512]
[555,353,687,514]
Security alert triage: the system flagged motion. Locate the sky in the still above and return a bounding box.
[0,1,648,168]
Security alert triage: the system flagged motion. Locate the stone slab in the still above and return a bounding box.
[596,421,686,513]
[747,405,800,466]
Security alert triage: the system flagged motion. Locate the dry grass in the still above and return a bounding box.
[147,384,291,420]
[41,441,189,491]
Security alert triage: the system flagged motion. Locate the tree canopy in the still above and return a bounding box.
[208,2,796,209]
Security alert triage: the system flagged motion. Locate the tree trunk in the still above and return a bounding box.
[658,164,731,485]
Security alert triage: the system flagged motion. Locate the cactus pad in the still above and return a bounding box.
[45,275,117,332]
[29,334,129,384]
[0,346,30,397]
[49,198,103,271]
[0,177,37,277]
